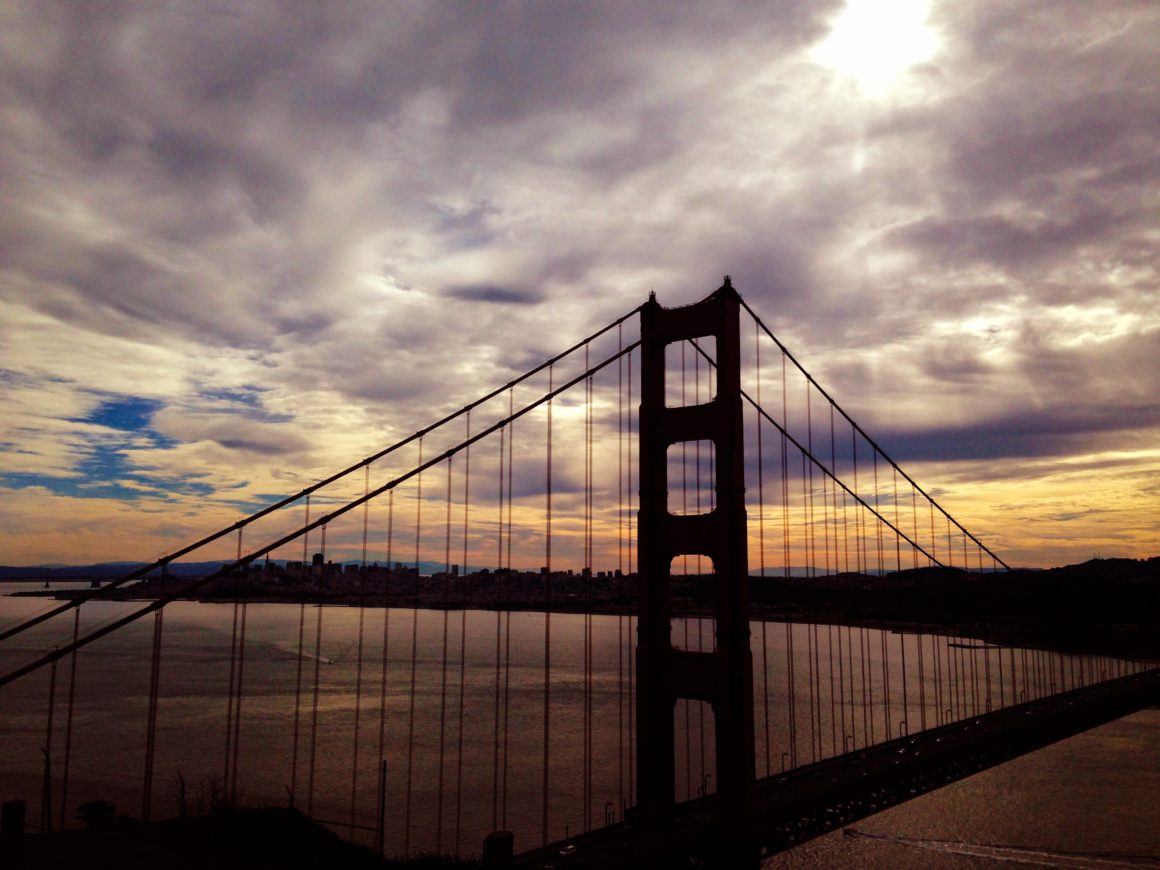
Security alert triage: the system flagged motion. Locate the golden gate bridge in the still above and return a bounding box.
[1,279,1155,866]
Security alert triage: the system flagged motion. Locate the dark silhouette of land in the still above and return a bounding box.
[8,557,1158,660]
[745,557,1159,660]
[2,804,475,869]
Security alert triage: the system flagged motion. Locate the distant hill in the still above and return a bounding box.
[1038,556,1159,583]
[0,561,223,580]
[0,559,476,581]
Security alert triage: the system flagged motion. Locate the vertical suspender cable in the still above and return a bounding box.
[222,526,242,800]
[543,364,554,847]
[845,624,856,748]
[229,527,247,806]
[290,494,310,806]
[626,350,634,805]
[948,637,957,719]
[916,630,927,731]
[932,633,942,724]
[617,325,625,812]
[943,636,953,720]
[58,608,80,829]
[827,625,837,756]
[996,639,1005,709]
[838,411,850,575]
[306,524,327,817]
[946,516,953,570]
[930,502,937,567]
[895,480,909,729]
[944,635,953,721]
[956,637,967,717]
[586,365,594,829]
[892,468,902,573]
[491,420,505,831]
[781,352,796,767]
[350,465,370,833]
[231,593,248,804]
[403,438,423,856]
[829,406,838,576]
[583,347,593,831]
[755,323,771,775]
[813,390,830,580]
[502,389,514,828]
[806,387,815,579]
[969,637,980,714]
[851,427,870,744]
[681,344,691,795]
[873,453,883,577]
[829,406,846,752]
[911,487,919,570]
[224,600,240,793]
[142,607,163,821]
[854,429,863,575]
[455,414,470,852]
[863,626,873,744]
[872,454,890,738]
[802,453,816,762]
[983,640,993,711]
[695,350,702,577]
[881,626,891,739]
[899,632,908,735]
[435,456,452,852]
[375,488,394,854]
[43,657,57,832]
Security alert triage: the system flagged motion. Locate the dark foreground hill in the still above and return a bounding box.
[3,805,475,870]
[743,557,1159,659]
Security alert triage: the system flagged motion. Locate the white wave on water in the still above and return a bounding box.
[843,829,1160,868]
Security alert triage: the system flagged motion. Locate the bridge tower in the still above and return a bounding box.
[637,278,756,857]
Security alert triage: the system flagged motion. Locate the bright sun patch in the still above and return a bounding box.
[811,0,940,97]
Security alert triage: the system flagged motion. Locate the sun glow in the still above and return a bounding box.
[811,0,940,96]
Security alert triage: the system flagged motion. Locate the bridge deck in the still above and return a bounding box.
[512,667,1159,869]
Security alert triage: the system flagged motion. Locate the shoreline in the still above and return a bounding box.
[11,587,1155,663]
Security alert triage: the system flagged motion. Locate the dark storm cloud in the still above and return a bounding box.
[878,401,1159,463]
[445,285,542,305]
[889,205,1138,274]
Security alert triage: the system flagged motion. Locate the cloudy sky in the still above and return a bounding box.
[1,0,1157,568]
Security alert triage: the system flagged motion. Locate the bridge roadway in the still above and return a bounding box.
[511,667,1159,869]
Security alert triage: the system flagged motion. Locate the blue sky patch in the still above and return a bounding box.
[80,396,161,431]
[200,385,293,423]
[1,394,210,500]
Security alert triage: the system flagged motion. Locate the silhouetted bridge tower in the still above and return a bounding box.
[0,279,1156,868]
[637,283,755,861]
